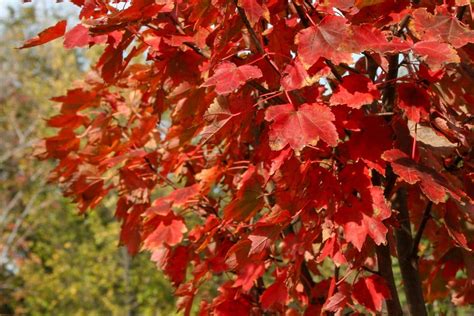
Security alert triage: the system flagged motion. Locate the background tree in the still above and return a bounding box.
[17,202,175,315]
[0,5,174,315]
[20,0,474,315]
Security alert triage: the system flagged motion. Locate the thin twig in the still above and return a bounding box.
[183,42,210,58]
[395,15,411,37]
[325,59,343,82]
[247,81,284,105]
[292,1,311,27]
[339,63,361,74]
[362,266,382,276]
[147,21,210,58]
[411,201,432,260]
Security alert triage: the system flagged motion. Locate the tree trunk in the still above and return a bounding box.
[121,247,138,316]
[393,188,428,316]
[376,243,403,316]
[373,170,403,316]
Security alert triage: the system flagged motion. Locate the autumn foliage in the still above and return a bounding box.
[22,0,474,314]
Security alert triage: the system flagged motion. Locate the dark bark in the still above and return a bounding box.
[377,16,427,313]
[382,54,400,112]
[393,188,428,316]
[372,170,403,316]
[376,243,403,316]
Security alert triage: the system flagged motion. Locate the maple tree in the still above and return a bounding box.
[21,0,474,314]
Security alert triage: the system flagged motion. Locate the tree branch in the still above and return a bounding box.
[382,15,411,111]
[325,59,343,83]
[380,25,428,311]
[411,201,432,260]
[234,0,265,55]
[382,54,400,112]
[395,15,411,37]
[147,21,211,59]
[456,5,468,21]
[362,265,381,276]
[234,0,283,79]
[291,1,311,27]
[0,189,42,265]
[285,225,315,303]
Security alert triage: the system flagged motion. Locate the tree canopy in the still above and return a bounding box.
[18,0,474,315]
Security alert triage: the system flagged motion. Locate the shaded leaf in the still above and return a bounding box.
[397,83,431,122]
[224,166,264,221]
[382,149,452,203]
[260,280,288,309]
[352,275,391,312]
[234,263,265,291]
[237,0,269,26]
[331,74,379,109]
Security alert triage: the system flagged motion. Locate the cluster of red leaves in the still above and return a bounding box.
[24,0,474,314]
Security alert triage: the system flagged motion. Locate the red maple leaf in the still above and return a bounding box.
[202,62,263,95]
[411,8,474,48]
[335,197,389,251]
[280,59,313,91]
[63,24,106,48]
[19,20,67,49]
[412,41,460,71]
[234,263,265,291]
[295,15,352,68]
[237,0,269,26]
[144,216,187,249]
[265,103,338,151]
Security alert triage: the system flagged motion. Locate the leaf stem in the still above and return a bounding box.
[411,123,417,160]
